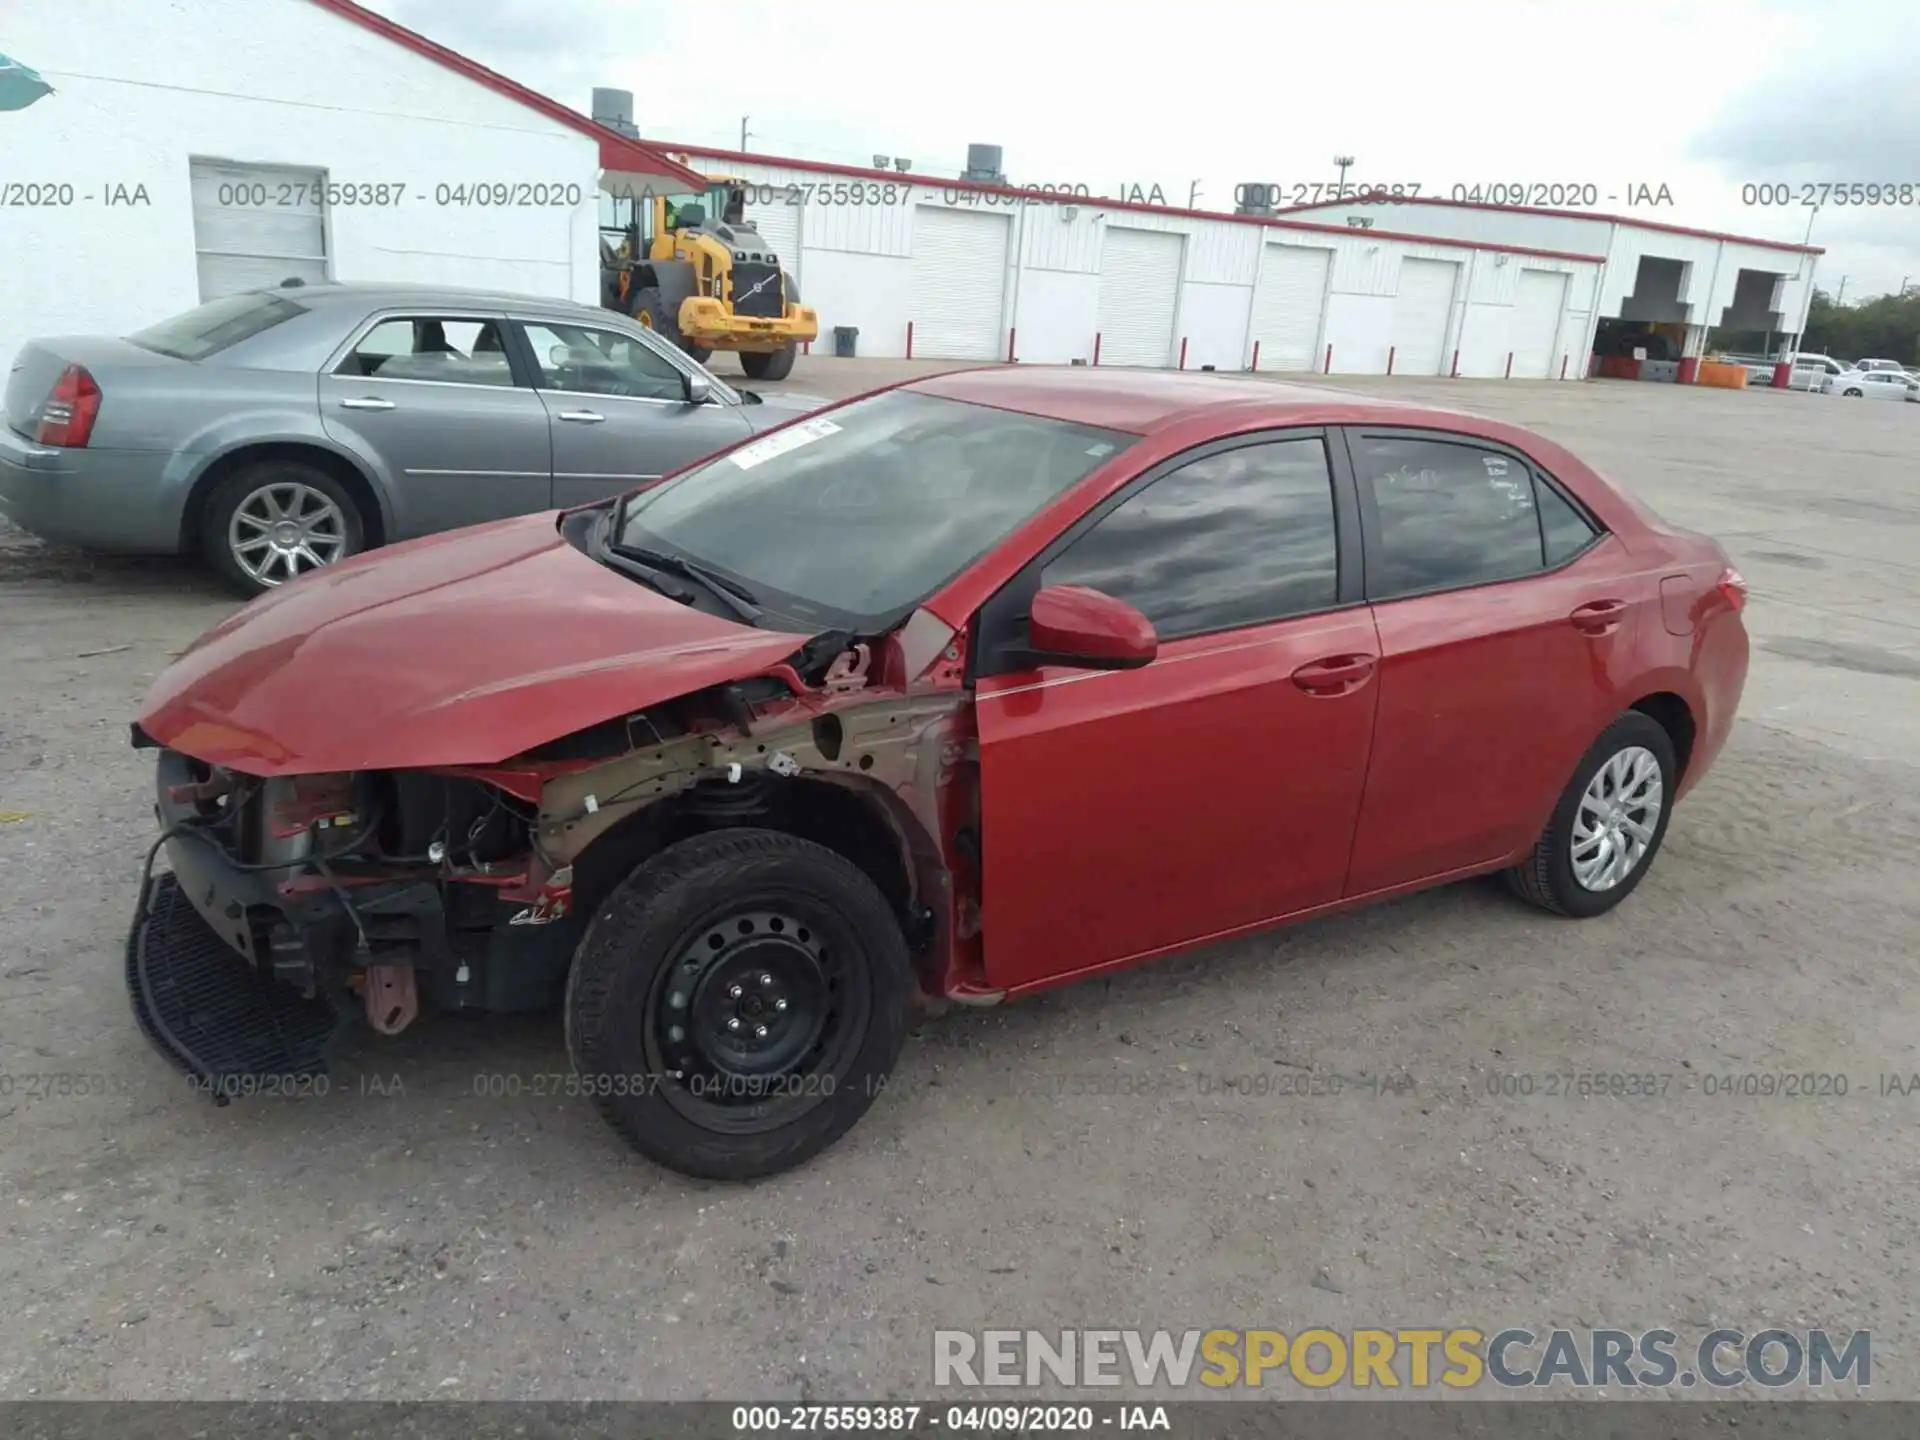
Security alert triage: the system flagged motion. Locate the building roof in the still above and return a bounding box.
[1266,194,1825,256]
[305,0,707,193]
[656,144,1605,266]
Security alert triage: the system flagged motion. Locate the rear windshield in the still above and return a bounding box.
[127,292,307,361]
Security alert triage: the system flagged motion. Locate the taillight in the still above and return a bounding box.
[35,365,102,447]
[1716,565,1748,612]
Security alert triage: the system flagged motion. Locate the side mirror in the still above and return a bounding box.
[685,373,713,405]
[1026,584,1157,670]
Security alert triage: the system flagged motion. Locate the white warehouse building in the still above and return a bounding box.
[659,140,1821,381]
[2,0,1817,389]
[0,0,706,374]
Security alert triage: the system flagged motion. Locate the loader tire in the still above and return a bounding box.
[741,345,797,382]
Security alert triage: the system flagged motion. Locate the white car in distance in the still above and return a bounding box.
[1823,368,1920,401]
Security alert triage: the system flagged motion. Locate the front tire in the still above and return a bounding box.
[1506,712,1677,918]
[201,460,364,597]
[741,345,797,382]
[1844,387,1864,397]
[564,828,913,1181]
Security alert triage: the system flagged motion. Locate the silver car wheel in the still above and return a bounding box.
[228,481,348,586]
[1571,744,1664,892]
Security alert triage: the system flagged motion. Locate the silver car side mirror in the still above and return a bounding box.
[685,373,712,405]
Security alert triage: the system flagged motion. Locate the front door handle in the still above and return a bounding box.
[1569,598,1629,635]
[557,409,606,424]
[338,396,395,411]
[1290,653,1377,696]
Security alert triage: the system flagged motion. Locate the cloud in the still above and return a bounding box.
[1690,11,1920,174]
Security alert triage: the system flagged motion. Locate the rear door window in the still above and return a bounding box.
[1351,434,1548,599]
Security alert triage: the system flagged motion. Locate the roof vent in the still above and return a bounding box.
[591,87,638,138]
[1235,182,1274,217]
[961,143,1006,184]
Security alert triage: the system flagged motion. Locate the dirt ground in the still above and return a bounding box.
[1,361,1916,1401]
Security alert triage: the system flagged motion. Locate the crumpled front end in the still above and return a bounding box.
[128,748,579,1097]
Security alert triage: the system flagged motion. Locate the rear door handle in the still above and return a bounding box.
[558,409,606,424]
[338,396,395,411]
[1569,598,1629,634]
[1290,653,1377,695]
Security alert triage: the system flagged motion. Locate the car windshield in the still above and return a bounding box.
[127,291,307,361]
[613,390,1135,630]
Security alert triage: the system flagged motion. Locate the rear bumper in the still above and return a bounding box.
[0,426,186,550]
[677,298,819,349]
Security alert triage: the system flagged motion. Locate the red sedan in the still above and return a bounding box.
[128,367,1749,1179]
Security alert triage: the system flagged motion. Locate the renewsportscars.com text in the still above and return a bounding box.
[933,1327,1871,1390]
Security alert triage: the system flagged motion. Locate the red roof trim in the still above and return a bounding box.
[1268,193,1824,256]
[657,144,1606,265]
[304,0,708,189]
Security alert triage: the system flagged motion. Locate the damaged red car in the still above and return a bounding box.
[128,367,1749,1179]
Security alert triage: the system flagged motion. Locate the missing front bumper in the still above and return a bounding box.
[127,873,340,1103]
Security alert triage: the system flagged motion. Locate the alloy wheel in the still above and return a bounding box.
[1571,745,1664,892]
[228,481,348,586]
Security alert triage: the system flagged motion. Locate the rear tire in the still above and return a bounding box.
[741,345,797,382]
[564,828,913,1181]
[1844,387,1864,397]
[1505,712,1677,919]
[201,459,364,597]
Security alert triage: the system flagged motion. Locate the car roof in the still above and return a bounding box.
[259,282,606,315]
[906,364,1486,436]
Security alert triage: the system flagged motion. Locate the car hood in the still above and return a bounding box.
[742,389,832,427]
[136,513,812,776]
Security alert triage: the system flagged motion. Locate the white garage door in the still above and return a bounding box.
[744,194,800,286]
[189,159,330,301]
[1248,244,1332,371]
[1096,228,1183,367]
[1390,258,1460,375]
[908,206,1009,360]
[1510,269,1569,378]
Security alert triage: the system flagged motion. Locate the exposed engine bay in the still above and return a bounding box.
[133,620,982,1065]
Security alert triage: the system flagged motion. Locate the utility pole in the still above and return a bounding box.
[1836,275,1849,305]
[740,115,751,152]
[1334,154,1355,193]
[1187,180,1202,209]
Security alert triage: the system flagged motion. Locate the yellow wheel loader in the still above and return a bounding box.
[600,177,817,381]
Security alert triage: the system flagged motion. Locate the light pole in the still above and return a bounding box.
[740,115,751,151]
[1334,155,1355,194]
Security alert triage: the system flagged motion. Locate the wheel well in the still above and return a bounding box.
[1630,692,1696,781]
[180,443,386,554]
[569,776,918,937]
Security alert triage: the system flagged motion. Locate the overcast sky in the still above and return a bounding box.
[361,0,1920,302]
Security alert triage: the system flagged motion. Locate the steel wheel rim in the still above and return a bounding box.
[228,482,347,586]
[642,902,869,1134]
[1571,744,1664,892]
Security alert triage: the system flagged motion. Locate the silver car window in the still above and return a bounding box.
[336,315,516,388]
[521,320,686,402]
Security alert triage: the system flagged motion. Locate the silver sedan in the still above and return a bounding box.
[0,283,822,594]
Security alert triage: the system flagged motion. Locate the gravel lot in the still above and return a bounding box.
[1,362,1916,1400]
